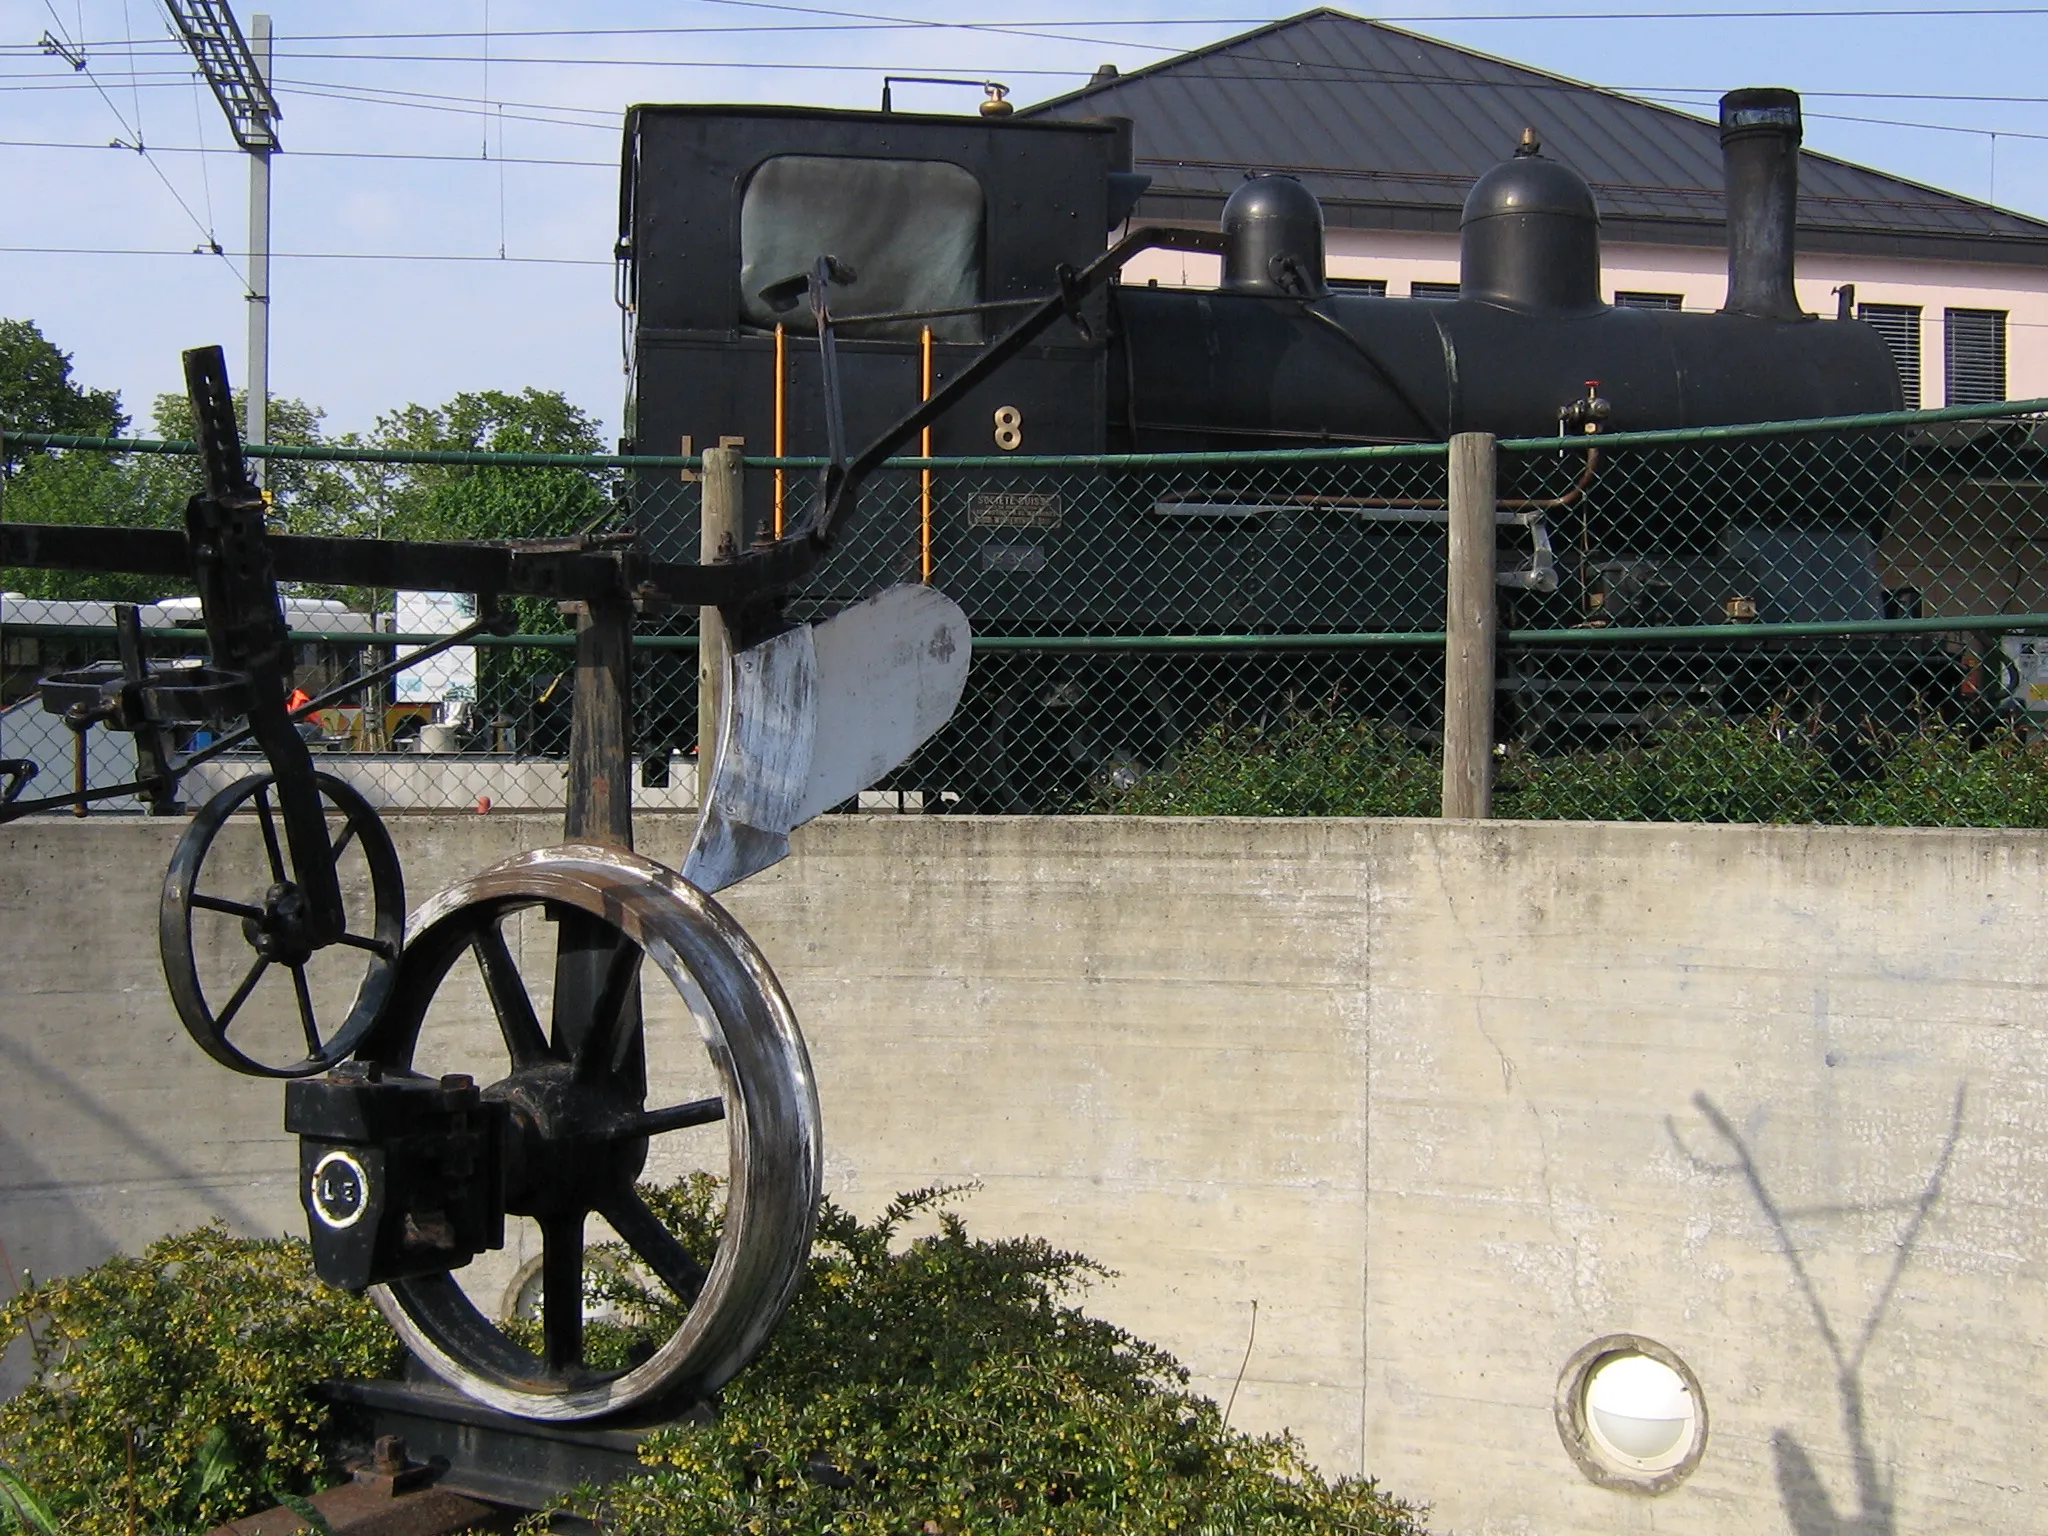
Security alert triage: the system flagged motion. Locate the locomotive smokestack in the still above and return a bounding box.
[1720,87,1809,321]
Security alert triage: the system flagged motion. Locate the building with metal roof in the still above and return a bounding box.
[1026,9,2048,407]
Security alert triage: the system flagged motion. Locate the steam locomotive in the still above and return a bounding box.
[616,88,1918,804]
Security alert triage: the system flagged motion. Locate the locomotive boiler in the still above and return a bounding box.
[618,87,1913,801]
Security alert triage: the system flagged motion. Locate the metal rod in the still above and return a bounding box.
[71,726,88,818]
[245,14,272,489]
[773,323,786,539]
[828,294,1048,327]
[920,324,934,583]
[1,778,170,822]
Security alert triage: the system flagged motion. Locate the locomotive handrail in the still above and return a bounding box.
[1498,395,2048,453]
[798,222,1232,558]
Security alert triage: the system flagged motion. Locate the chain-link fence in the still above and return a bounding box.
[1489,406,2048,823]
[7,399,2048,825]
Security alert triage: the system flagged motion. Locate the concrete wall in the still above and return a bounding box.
[4,813,2047,1534]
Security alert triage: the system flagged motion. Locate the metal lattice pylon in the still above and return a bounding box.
[163,0,280,151]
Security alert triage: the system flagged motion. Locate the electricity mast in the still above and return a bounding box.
[163,2,280,484]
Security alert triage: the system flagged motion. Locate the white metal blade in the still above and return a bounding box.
[793,583,969,824]
[680,585,970,894]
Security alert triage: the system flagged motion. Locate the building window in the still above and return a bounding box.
[1945,308,2007,405]
[1614,291,1683,310]
[1411,280,1460,300]
[1857,303,1922,409]
[1328,277,1388,296]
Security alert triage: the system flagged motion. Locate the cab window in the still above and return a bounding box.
[739,155,985,343]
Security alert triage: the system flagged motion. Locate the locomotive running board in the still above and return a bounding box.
[680,584,971,895]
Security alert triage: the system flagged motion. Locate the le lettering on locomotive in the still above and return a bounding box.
[618,88,1910,801]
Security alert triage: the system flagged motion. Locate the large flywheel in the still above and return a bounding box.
[299,843,822,1421]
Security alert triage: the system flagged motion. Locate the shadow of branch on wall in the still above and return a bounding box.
[1673,1083,1963,1536]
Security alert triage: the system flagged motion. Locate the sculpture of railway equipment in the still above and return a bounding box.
[0,340,990,1428]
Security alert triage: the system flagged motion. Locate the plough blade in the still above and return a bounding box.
[681,584,970,894]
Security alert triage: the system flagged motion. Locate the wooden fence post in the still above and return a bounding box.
[697,445,744,807]
[1443,431,1498,819]
[565,595,634,849]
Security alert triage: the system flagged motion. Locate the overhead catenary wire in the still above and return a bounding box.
[26,3,244,284]
[17,72,2048,157]
[14,51,2048,107]
[16,54,2048,150]
[39,136,2044,216]
[19,36,2048,106]
[9,4,2044,78]
[8,5,2047,284]
[0,244,607,264]
[0,136,610,166]
[12,5,2048,50]
[187,67,216,232]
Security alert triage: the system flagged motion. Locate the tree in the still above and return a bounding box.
[141,390,359,543]
[314,389,621,739]
[2,384,343,604]
[0,319,124,462]
[343,388,613,547]
[0,320,159,600]
[3,363,617,612]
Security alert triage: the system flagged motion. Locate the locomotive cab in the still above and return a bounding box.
[620,104,1125,559]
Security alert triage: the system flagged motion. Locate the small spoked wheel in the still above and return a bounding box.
[160,771,404,1078]
[358,843,822,1422]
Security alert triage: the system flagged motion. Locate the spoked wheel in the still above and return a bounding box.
[160,771,404,1078]
[357,843,822,1422]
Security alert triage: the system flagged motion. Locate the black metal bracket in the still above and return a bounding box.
[115,603,186,815]
[178,344,348,942]
[0,759,35,807]
[1055,262,1095,344]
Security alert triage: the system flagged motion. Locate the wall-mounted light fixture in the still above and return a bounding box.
[1555,1334,1709,1494]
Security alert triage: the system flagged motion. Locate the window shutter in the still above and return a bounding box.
[1857,303,1922,409]
[1614,291,1684,310]
[1328,278,1389,297]
[1410,280,1460,299]
[1945,308,2007,405]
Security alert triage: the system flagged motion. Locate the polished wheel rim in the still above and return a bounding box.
[362,843,822,1421]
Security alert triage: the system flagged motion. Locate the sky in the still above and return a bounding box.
[4,1,2048,445]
